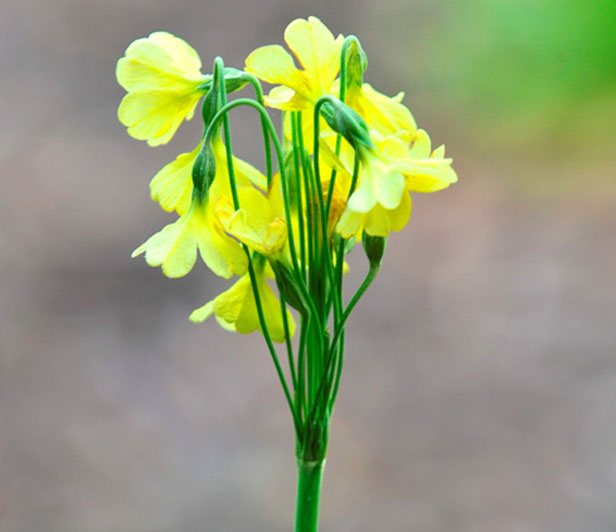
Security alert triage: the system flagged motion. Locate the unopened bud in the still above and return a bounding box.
[343,37,367,91]
[192,142,216,201]
[321,97,373,150]
[362,232,386,269]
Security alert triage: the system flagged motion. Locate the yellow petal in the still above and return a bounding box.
[117,32,204,92]
[150,143,200,214]
[196,214,248,278]
[373,166,405,210]
[216,188,287,255]
[131,213,197,278]
[349,83,417,138]
[245,45,298,85]
[118,89,201,146]
[234,157,268,190]
[132,201,247,279]
[284,16,342,91]
[264,85,312,110]
[214,276,252,323]
[336,208,363,239]
[189,300,214,323]
[399,158,458,192]
[408,129,432,158]
[363,191,412,236]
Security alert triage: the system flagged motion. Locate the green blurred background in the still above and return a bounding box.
[1,1,615,531]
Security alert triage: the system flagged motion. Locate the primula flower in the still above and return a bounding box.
[131,186,247,279]
[245,16,342,111]
[117,32,207,146]
[215,186,287,256]
[149,137,267,215]
[189,260,295,343]
[335,129,457,238]
[246,16,343,152]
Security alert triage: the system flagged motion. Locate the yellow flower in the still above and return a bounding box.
[149,137,268,215]
[335,129,457,238]
[131,195,247,279]
[189,260,295,343]
[117,32,207,146]
[245,16,343,111]
[215,186,287,256]
[246,16,342,152]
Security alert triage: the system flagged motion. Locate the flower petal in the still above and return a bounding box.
[150,143,200,214]
[245,45,298,85]
[189,300,215,323]
[118,89,201,146]
[374,168,405,210]
[284,16,342,91]
[214,276,252,323]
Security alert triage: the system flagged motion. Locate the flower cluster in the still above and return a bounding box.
[118,17,457,470]
[118,19,457,528]
[118,17,456,346]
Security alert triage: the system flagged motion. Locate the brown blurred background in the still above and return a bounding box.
[1,0,615,531]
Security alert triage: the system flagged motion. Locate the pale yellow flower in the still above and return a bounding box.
[215,186,287,256]
[131,193,247,279]
[149,137,267,215]
[334,129,457,238]
[117,32,207,146]
[245,16,343,111]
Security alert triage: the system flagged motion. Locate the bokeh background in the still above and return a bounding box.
[2,0,615,531]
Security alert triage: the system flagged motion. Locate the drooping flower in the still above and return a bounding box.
[335,129,457,238]
[189,259,295,343]
[117,32,208,146]
[215,186,287,256]
[149,137,267,215]
[131,192,247,279]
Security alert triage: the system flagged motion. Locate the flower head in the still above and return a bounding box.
[245,16,343,111]
[117,32,207,146]
[335,129,457,237]
[149,136,267,215]
[215,185,287,256]
[131,194,247,279]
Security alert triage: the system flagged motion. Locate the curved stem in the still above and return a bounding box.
[214,59,299,434]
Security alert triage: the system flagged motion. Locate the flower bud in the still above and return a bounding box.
[362,232,386,269]
[321,97,373,150]
[269,260,306,313]
[343,37,367,91]
[192,142,216,201]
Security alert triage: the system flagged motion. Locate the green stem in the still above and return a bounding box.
[295,459,326,532]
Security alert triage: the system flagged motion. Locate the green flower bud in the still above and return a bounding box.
[201,72,221,127]
[343,36,367,91]
[362,232,386,269]
[270,260,306,313]
[321,97,373,150]
[192,142,216,201]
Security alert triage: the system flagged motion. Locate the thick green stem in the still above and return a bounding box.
[295,459,326,532]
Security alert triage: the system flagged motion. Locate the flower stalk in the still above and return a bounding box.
[295,459,326,532]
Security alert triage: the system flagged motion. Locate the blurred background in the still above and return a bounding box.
[1,0,615,530]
